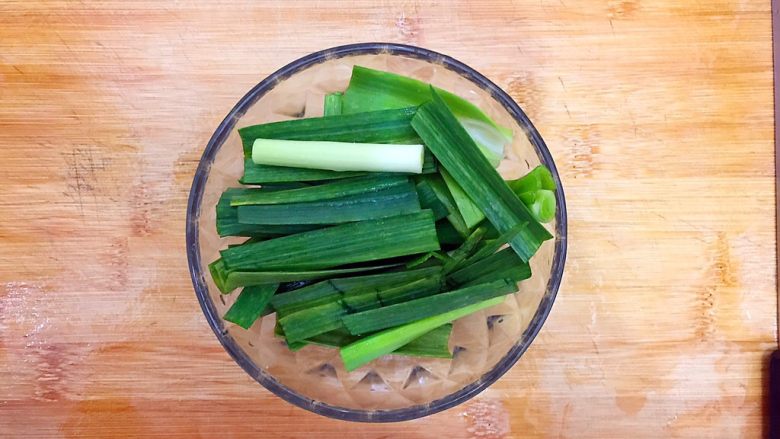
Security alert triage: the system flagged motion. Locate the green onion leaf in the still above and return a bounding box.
[395,323,452,358]
[436,221,466,246]
[518,189,556,223]
[323,92,343,116]
[220,210,440,272]
[376,276,443,306]
[236,182,420,225]
[440,167,485,229]
[462,221,527,266]
[217,188,322,238]
[278,301,346,343]
[230,175,407,206]
[448,247,531,287]
[340,296,506,371]
[414,179,449,220]
[303,324,452,358]
[340,66,511,164]
[507,165,556,193]
[342,279,516,335]
[223,284,278,329]
[411,89,552,262]
[241,158,363,184]
[238,106,421,156]
[270,266,442,315]
[443,225,488,273]
[416,174,470,237]
[211,262,398,294]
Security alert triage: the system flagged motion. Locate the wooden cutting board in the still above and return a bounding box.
[0,1,774,437]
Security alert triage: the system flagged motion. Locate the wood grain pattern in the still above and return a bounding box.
[0,1,774,437]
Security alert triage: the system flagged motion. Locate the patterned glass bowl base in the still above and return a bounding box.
[186,43,567,422]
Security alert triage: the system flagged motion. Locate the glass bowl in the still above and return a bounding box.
[186,43,567,422]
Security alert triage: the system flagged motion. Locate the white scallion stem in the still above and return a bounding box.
[251,139,424,174]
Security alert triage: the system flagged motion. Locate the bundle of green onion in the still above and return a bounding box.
[210,66,557,371]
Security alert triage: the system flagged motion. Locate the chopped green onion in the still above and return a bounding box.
[241,158,363,184]
[414,179,449,220]
[443,226,488,273]
[436,221,466,246]
[420,149,438,174]
[220,211,439,272]
[211,262,397,294]
[236,182,420,225]
[377,276,442,306]
[440,168,485,229]
[507,165,556,193]
[462,221,527,266]
[298,327,358,348]
[395,323,452,358]
[340,66,511,165]
[304,324,452,358]
[270,266,442,315]
[448,247,531,287]
[292,324,453,358]
[411,89,552,262]
[342,279,516,335]
[209,258,230,293]
[217,188,322,238]
[238,106,421,156]
[223,284,278,329]
[405,251,442,269]
[506,166,557,223]
[323,92,343,116]
[251,139,425,174]
[230,175,408,206]
[342,291,381,312]
[416,174,470,237]
[340,296,506,371]
[518,189,556,223]
[278,301,346,343]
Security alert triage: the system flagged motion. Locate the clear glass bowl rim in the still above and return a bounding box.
[185,42,568,422]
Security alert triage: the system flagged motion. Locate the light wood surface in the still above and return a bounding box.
[0,1,775,437]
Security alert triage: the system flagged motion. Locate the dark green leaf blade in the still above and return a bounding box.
[411,90,552,262]
[220,211,440,272]
[342,279,516,335]
[223,284,279,329]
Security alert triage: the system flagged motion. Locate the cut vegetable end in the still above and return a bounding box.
[209,259,230,294]
[519,189,556,223]
[251,138,424,174]
[223,284,278,329]
[323,92,343,116]
[340,296,505,371]
[507,165,556,193]
[279,301,347,343]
